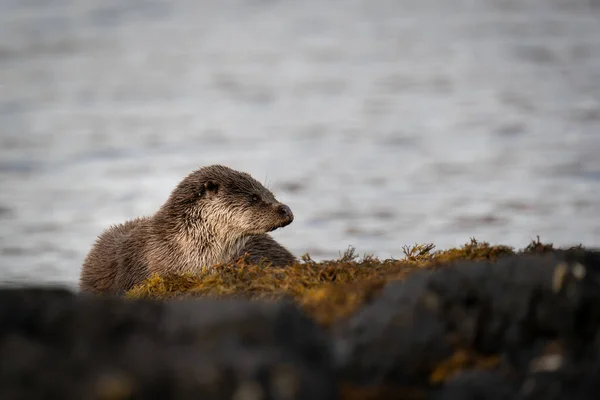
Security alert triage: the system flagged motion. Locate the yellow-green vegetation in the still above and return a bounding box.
[126,238,559,327]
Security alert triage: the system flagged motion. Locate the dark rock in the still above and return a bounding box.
[334,250,600,398]
[4,249,600,399]
[332,269,440,387]
[0,288,337,399]
[432,370,518,400]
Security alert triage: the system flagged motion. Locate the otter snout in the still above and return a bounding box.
[278,204,293,220]
[268,203,293,232]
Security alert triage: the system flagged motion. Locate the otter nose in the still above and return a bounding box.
[278,204,293,220]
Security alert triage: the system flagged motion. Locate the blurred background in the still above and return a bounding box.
[0,0,599,288]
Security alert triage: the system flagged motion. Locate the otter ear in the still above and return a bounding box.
[204,180,219,194]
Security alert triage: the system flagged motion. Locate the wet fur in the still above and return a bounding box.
[80,165,296,294]
[241,234,296,267]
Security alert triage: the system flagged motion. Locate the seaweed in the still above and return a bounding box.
[3,238,599,399]
[126,239,536,327]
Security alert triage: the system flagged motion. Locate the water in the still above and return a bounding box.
[1,0,599,288]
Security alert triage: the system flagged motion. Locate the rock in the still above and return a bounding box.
[334,249,600,398]
[3,248,600,399]
[0,288,337,399]
[431,370,518,400]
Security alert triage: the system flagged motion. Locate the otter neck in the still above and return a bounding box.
[152,209,250,274]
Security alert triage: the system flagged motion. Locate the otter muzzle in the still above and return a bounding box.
[268,204,294,231]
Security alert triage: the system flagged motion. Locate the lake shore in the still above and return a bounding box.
[2,239,598,399]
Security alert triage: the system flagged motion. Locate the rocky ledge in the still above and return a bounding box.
[1,240,599,399]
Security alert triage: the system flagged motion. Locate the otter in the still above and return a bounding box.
[80,165,296,294]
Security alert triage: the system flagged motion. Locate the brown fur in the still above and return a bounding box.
[80,165,296,294]
[240,234,296,267]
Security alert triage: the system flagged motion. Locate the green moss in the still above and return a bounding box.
[124,239,547,327]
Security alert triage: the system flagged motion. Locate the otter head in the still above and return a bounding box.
[162,165,294,239]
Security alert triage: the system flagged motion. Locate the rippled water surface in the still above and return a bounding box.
[1,0,600,287]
